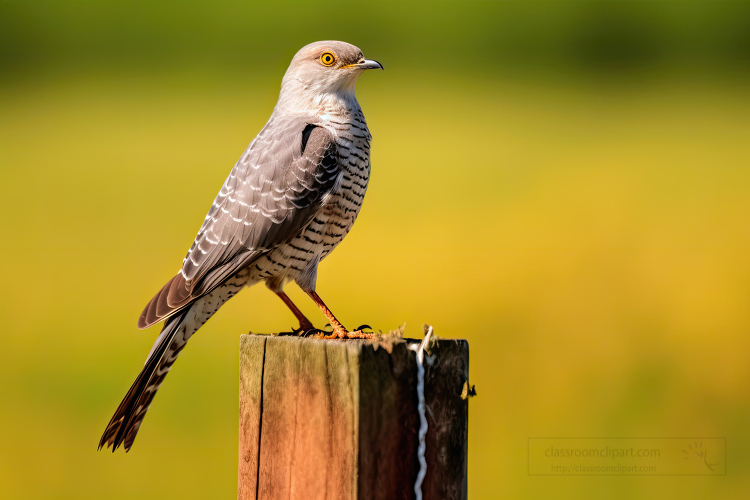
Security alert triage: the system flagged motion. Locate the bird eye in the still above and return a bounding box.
[319,52,336,67]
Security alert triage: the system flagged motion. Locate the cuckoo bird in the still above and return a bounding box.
[99,41,382,452]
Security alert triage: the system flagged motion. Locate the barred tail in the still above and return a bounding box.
[99,310,192,452]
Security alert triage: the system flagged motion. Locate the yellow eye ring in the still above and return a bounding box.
[319,52,336,67]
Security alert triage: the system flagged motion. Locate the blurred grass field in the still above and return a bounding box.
[1,1,750,498]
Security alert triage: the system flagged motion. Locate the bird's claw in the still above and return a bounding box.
[287,323,377,340]
[319,324,377,340]
[296,323,331,338]
[278,323,319,337]
[340,329,377,340]
[300,328,328,338]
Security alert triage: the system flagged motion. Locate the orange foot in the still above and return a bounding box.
[311,325,377,340]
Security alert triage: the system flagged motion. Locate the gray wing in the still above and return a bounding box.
[138,116,341,329]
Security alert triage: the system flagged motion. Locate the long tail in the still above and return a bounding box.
[100,268,253,451]
[99,310,192,452]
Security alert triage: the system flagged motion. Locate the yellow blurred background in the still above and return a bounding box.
[1,1,749,498]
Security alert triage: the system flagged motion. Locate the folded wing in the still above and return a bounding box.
[138,117,341,329]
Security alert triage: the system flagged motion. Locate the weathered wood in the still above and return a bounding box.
[238,334,469,500]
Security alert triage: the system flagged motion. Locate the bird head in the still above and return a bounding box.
[278,41,382,112]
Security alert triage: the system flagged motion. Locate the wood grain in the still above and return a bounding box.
[238,335,469,500]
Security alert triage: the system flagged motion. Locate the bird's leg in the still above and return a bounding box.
[275,291,316,335]
[305,290,375,339]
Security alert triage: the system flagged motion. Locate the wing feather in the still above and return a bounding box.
[137,116,340,329]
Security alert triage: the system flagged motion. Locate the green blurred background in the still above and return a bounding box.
[1,0,749,498]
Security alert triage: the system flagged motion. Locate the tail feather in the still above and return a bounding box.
[101,267,253,452]
[99,310,190,452]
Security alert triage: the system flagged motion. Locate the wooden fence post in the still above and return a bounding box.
[238,334,469,500]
